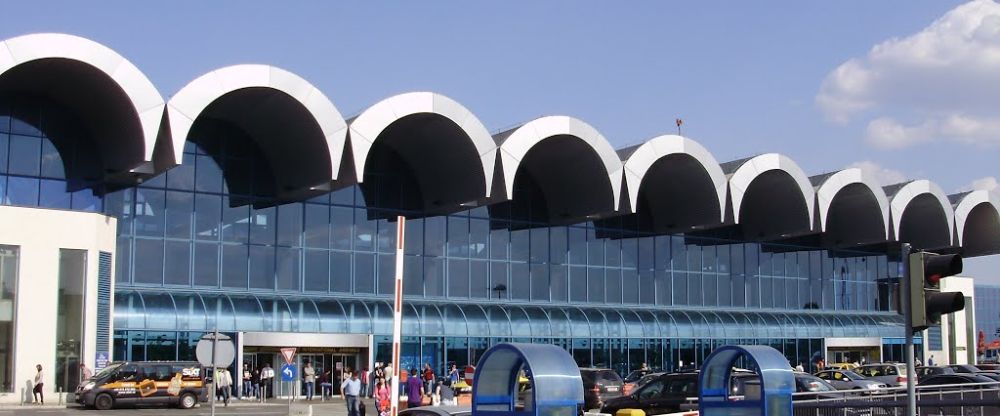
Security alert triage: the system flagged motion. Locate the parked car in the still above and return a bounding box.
[975,364,1000,371]
[948,364,984,374]
[76,361,207,410]
[919,373,997,387]
[856,363,910,387]
[915,366,956,383]
[814,369,887,391]
[828,362,860,371]
[580,368,625,411]
[622,369,657,395]
[624,372,665,396]
[600,372,698,416]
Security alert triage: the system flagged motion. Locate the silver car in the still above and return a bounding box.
[815,369,887,392]
[856,363,910,387]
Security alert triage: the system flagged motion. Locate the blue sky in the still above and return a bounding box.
[4,0,999,278]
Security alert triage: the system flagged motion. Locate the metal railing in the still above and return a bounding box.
[791,382,1000,416]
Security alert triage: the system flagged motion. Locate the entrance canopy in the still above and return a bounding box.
[472,343,583,416]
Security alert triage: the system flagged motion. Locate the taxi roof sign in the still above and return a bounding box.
[280,347,296,365]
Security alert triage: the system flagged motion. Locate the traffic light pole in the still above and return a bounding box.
[901,243,916,416]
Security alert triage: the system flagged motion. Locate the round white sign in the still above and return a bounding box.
[195,334,235,367]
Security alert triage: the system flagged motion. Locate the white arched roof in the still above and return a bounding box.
[814,168,890,237]
[888,179,955,244]
[348,92,496,196]
[0,33,164,162]
[498,115,623,208]
[622,134,727,221]
[167,64,348,177]
[727,153,815,226]
[953,190,1000,246]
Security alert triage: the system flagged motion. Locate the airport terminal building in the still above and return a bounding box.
[0,33,999,400]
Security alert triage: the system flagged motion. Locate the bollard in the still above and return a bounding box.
[58,386,63,405]
[19,387,24,405]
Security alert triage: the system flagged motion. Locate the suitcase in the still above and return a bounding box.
[359,400,367,416]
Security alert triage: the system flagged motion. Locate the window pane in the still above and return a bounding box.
[303,204,330,249]
[511,263,529,300]
[448,259,469,298]
[277,204,302,246]
[470,260,488,299]
[250,206,276,245]
[331,251,351,293]
[134,239,163,284]
[551,264,568,302]
[39,139,64,179]
[331,206,352,250]
[447,215,469,257]
[193,243,219,287]
[378,254,394,294]
[354,253,375,294]
[511,229,529,262]
[275,247,299,291]
[164,240,191,286]
[425,216,446,257]
[404,255,423,296]
[530,264,549,302]
[470,219,489,259]
[39,179,70,209]
[304,250,329,292]
[354,210,375,252]
[221,245,248,288]
[550,227,567,265]
[530,228,548,264]
[8,135,39,176]
[195,154,223,193]
[623,269,639,304]
[135,188,166,237]
[0,133,8,173]
[606,269,622,304]
[425,257,445,297]
[249,245,275,289]
[490,262,509,300]
[166,159,194,190]
[165,191,193,239]
[221,197,249,243]
[588,268,605,303]
[570,266,587,302]
[6,176,38,206]
[194,194,221,241]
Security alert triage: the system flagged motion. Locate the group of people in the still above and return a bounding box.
[368,362,462,416]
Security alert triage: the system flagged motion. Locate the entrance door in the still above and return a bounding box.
[331,354,358,394]
[298,354,327,398]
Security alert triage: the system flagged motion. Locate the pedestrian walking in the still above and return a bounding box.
[422,364,435,396]
[375,379,390,416]
[341,371,362,416]
[216,367,233,406]
[360,367,370,397]
[373,363,385,398]
[303,361,316,400]
[260,363,274,402]
[406,368,424,408]
[33,364,44,404]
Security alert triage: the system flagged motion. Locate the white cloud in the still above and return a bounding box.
[959,176,1000,192]
[846,160,908,186]
[818,0,1000,148]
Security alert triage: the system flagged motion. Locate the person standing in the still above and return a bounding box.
[320,370,332,399]
[374,379,390,416]
[928,355,936,366]
[373,363,385,398]
[260,363,274,402]
[360,367,369,397]
[250,366,261,399]
[422,364,435,397]
[79,363,93,383]
[341,371,362,416]
[242,363,252,399]
[406,368,423,408]
[384,362,394,394]
[303,361,316,401]
[33,364,44,404]
[447,364,459,386]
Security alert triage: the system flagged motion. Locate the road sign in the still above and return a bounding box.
[196,333,235,367]
[281,363,297,382]
[280,347,297,365]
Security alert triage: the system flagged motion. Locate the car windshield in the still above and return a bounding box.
[798,375,836,392]
[841,371,864,380]
[93,362,123,380]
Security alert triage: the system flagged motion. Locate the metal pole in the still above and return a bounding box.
[901,243,916,416]
[211,329,219,416]
[390,216,406,416]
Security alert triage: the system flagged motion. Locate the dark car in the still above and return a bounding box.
[916,366,955,382]
[920,373,997,386]
[599,372,698,416]
[623,370,659,395]
[948,364,983,374]
[580,368,625,411]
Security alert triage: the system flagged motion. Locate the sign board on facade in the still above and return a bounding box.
[95,352,109,371]
[281,347,297,365]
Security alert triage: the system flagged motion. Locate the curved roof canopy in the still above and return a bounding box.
[723,153,815,240]
[885,180,954,249]
[167,64,347,202]
[620,135,727,233]
[951,190,1000,257]
[0,33,164,182]
[495,116,623,224]
[811,168,890,246]
[349,92,495,215]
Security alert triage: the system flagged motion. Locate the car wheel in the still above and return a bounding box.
[179,392,198,409]
[94,393,114,411]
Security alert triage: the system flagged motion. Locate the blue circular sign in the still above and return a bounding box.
[281,363,297,382]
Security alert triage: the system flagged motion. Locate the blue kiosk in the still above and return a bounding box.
[699,345,794,416]
[472,343,583,416]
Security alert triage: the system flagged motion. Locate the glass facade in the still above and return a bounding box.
[56,249,87,392]
[0,97,907,377]
[976,285,1000,346]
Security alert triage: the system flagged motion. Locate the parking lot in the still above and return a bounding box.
[0,398,375,416]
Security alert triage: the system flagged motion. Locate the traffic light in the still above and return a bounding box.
[908,251,965,332]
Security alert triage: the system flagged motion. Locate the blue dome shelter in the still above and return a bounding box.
[699,345,794,416]
[472,343,583,416]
